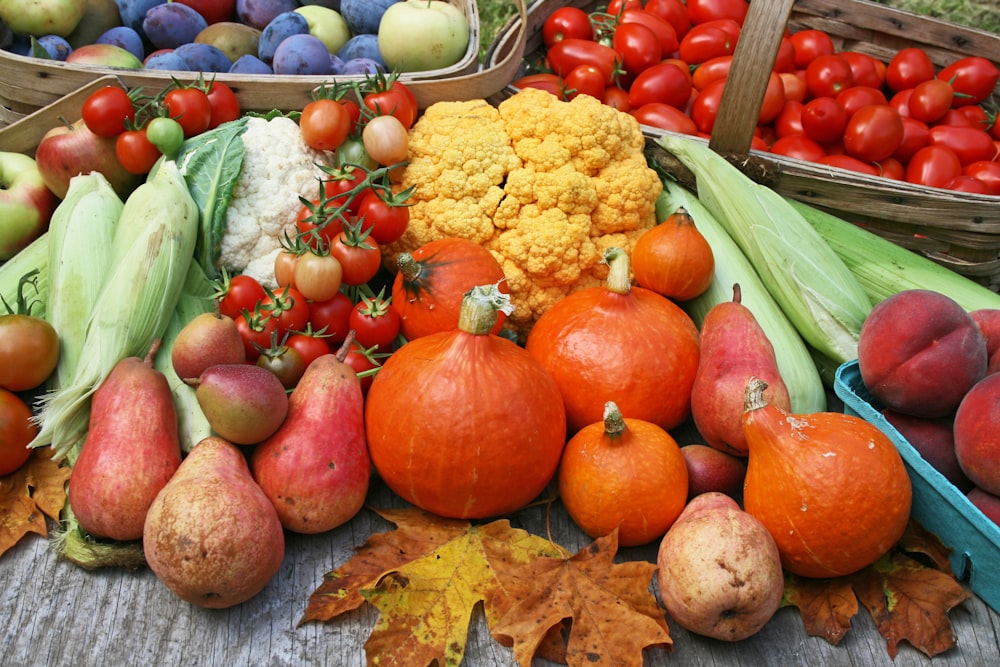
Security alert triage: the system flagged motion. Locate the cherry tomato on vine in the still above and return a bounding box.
[356,187,410,245]
[308,292,355,345]
[236,307,278,362]
[81,86,135,137]
[285,332,332,369]
[205,80,240,129]
[565,64,607,100]
[542,6,593,47]
[261,285,311,336]
[350,291,401,352]
[300,98,351,151]
[323,167,367,214]
[274,248,300,288]
[115,129,161,175]
[330,224,381,287]
[362,114,409,166]
[344,342,381,394]
[294,250,344,302]
[0,389,35,476]
[885,47,935,93]
[145,116,185,158]
[297,198,347,250]
[164,87,212,137]
[364,80,419,130]
[0,275,59,392]
[217,273,266,322]
[256,336,306,389]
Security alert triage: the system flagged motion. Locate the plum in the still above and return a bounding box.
[229,53,273,74]
[36,35,73,61]
[257,10,309,65]
[336,33,384,67]
[115,0,165,33]
[144,50,191,70]
[97,26,146,61]
[143,2,209,50]
[272,33,333,75]
[236,0,298,30]
[174,42,233,71]
[340,0,398,36]
[340,57,383,75]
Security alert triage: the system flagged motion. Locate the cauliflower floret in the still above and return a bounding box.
[219,116,332,288]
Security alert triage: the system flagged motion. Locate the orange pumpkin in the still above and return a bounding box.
[390,237,508,340]
[365,284,566,519]
[525,247,700,434]
[742,378,913,578]
[631,206,715,302]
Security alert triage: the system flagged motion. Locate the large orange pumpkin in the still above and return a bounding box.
[365,284,566,519]
[525,247,700,434]
[742,378,912,578]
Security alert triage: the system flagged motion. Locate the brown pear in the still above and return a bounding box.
[171,310,246,383]
[143,436,285,608]
[68,343,181,542]
[690,284,791,455]
[193,364,289,444]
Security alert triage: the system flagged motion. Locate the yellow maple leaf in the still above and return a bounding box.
[0,447,71,557]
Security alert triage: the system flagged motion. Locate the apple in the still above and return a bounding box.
[0,0,87,38]
[176,0,236,24]
[295,4,350,54]
[0,152,58,260]
[35,119,141,201]
[377,0,469,72]
[65,43,144,68]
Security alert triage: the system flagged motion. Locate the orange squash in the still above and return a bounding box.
[742,378,912,578]
[525,247,700,434]
[631,206,715,302]
[365,284,566,519]
[390,237,507,340]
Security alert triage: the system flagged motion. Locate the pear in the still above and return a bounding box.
[193,363,289,444]
[251,346,370,534]
[143,436,285,608]
[68,343,181,542]
[690,283,791,455]
[171,310,246,383]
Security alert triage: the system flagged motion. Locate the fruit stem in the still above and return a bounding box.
[744,377,769,413]
[396,252,421,283]
[457,283,514,335]
[602,401,627,437]
[602,247,632,295]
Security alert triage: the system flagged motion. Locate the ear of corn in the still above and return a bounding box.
[0,232,49,316]
[30,160,200,460]
[790,198,1000,312]
[45,173,123,390]
[655,134,872,365]
[659,180,827,412]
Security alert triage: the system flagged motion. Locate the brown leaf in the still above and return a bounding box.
[782,573,858,645]
[490,530,672,667]
[0,447,71,557]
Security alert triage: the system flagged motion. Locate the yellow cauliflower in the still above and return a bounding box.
[384,87,662,339]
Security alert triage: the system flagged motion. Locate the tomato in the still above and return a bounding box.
[336,135,378,171]
[565,64,607,100]
[805,54,854,99]
[163,87,212,137]
[773,100,805,138]
[217,273,266,322]
[628,61,692,109]
[322,166,367,215]
[937,56,1000,106]
[691,55,733,91]
[294,251,343,302]
[935,108,979,128]
[362,114,409,166]
[308,291,354,344]
[612,20,661,76]
[236,307,278,362]
[840,51,885,90]
[606,0,643,14]
[686,0,748,25]
[885,47,935,93]
[115,129,161,175]
[145,116,185,158]
[547,38,619,84]
[286,332,332,369]
[769,134,826,162]
[908,79,954,124]
[620,8,679,58]
[773,36,797,73]
[788,29,835,69]
[689,78,727,133]
[877,157,905,181]
[957,105,992,133]
[343,342,381,394]
[893,116,931,163]
[800,96,848,145]
[778,71,807,104]
[363,80,419,130]
[542,6,592,46]
[678,22,736,65]
[274,248,299,288]
[340,97,362,131]
[261,285,310,336]
[757,71,786,125]
[81,86,135,137]
[905,144,963,188]
[630,102,698,134]
[964,161,1000,195]
[947,174,993,194]
[836,86,888,117]
[513,73,566,98]
[888,88,913,118]
[816,153,881,176]
[0,288,59,392]
[350,291,401,352]
[0,388,35,476]
[329,228,380,287]
[300,98,351,151]
[356,187,409,245]
[603,84,631,111]
[927,124,998,166]
[256,340,305,389]
[644,0,691,39]
[842,104,903,162]
[296,198,346,251]
[205,81,240,129]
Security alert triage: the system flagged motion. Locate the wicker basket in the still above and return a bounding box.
[0,0,528,125]
[489,0,1000,287]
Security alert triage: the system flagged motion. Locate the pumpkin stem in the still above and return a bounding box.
[396,252,421,282]
[458,282,514,335]
[603,401,627,437]
[744,377,769,413]
[602,247,632,295]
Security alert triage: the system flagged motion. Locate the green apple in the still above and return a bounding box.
[0,152,58,261]
[0,0,87,38]
[295,5,350,54]
[377,0,470,73]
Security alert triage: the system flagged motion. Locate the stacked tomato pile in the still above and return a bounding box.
[514,0,1000,195]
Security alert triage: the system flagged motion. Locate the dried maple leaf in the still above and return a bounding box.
[0,447,71,557]
[491,529,672,667]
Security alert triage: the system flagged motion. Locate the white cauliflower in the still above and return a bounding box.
[219,116,332,288]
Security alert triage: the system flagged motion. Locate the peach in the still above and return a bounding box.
[954,373,1000,495]
[858,289,987,418]
[967,487,1000,528]
[881,409,972,493]
[970,308,1000,375]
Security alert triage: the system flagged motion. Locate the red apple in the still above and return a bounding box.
[35,119,141,200]
[967,487,1000,528]
[681,444,747,501]
[0,151,59,260]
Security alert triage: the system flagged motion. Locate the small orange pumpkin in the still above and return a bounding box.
[631,206,715,302]
[742,378,912,578]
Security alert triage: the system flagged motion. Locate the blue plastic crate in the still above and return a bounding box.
[834,360,1000,613]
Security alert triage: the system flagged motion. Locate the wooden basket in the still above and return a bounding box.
[0,0,528,125]
[489,0,1000,287]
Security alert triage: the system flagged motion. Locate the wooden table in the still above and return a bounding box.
[5,469,1000,667]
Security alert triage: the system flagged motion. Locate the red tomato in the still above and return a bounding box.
[908,79,954,124]
[355,187,409,245]
[620,8,679,58]
[836,86,888,117]
[888,88,913,118]
[547,38,620,84]
[512,73,565,99]
[115,129,161,175]
[542,6,593,46]
[877,157,905,181]
[205,81,240,129]
[936,56,1000,106]
[296,197,346,250]
[964,161,1000,195]
[788,29,835,69]
[300,98,351,151]
[236,308,278,362]
[343,342,381,394]
[927,124,998,166]
[217,273,266,321]
[565,64,608,100]
[843,104,903,162]
[308,291,354,344]
[363,80,419,130]
[769,134,826,162]
[757,71,786,125]
[329,230,381,287]
[893,116,931,163]
[602,85,631,111]
[885,47,935,93]
[816,153,881,176]
[678,21,738,65]
[261,285,310,336]
[773,100,805,138]
[773,36,796,73]
[935,108,979,128]
[350,292,401,352]
[630,102,698,134]
[164,87,212,137]
[82,86,135,137]
[947,174,993,194]
[628,61,692,109]
[691,55,733,91]
[322,167,367,216]
[644,0,691,39]
[957,105,992,133]
[606,0,643,13]
[689,78,727,133]
[285,332,331,370]
[800,96,848,145]
[840,51,885,90]
[905,145,963,188]
[0,389,35,475]
[778,71,807,104]
[685,0,748,25]
[805,54,854,99]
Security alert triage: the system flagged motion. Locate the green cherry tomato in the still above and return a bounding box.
[145,117,185,158]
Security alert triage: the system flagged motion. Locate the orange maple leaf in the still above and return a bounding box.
[0,447,71,557]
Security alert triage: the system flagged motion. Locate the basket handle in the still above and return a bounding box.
[707,0,796,158]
